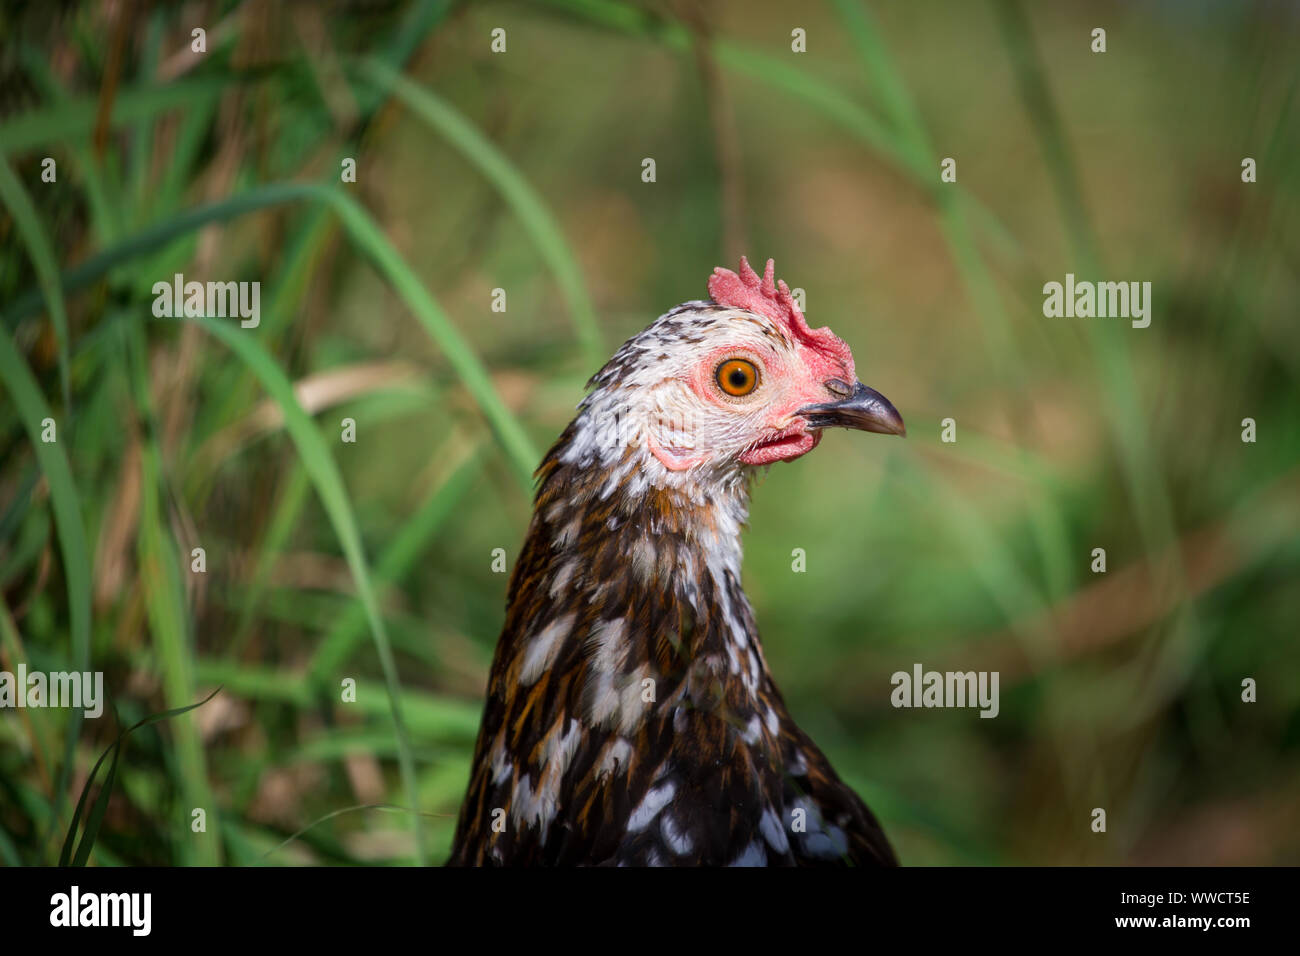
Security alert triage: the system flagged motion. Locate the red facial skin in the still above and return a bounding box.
[736,426,821,466]
[685,341,847,467]
[646,432,710,472]
[702,258,859,466]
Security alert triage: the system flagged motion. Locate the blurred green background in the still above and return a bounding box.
[1,0,1297,866]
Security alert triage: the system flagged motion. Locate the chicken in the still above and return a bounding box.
[448,258,904,866]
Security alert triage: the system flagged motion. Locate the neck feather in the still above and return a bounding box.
[499,412,773,736]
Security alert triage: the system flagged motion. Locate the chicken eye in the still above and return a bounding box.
[716,358,759,396]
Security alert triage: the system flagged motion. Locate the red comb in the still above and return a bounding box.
[707,257,855,378]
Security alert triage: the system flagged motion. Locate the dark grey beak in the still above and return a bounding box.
[798,382,906,437]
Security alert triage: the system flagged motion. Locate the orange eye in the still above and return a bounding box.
[716,358,759,396]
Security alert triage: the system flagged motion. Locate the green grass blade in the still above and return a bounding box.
[352,0,454,114]
[829,0,934,158]
[0,329,92,849]
[830,0,1022,376]
[308,441,485,682]
[0,597,56,815]
[990,0,1101,270]
[991,0,1183,603]
[538,0,1023,264]
[17,49,125,244]
[2,183,317,325]
[70,739,121,867]
[183,656,483,741]
[317,186,539,487]
[118,317,223,865]
[355,57,604,369]
[227,462,311,657]
[0,77,232,158]
[5,181,539,488]
[0,156,73,412]
[137,446,222,865]
[0,825,20,867]
[58,735,115,867]
[59,688,221,867]
[160,313,428,864]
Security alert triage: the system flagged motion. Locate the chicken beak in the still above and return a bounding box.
[798,382,906,437]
